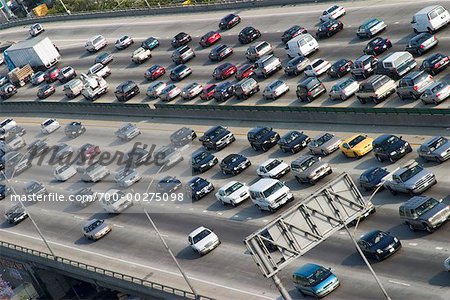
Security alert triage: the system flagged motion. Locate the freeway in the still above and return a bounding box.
[1,0,450,109]
[0,114,449,299]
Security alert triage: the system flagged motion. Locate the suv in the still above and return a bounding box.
[376,51,416,79]
[351,55,378,79]
[58,66,76,83]
[291,155,332,184]
[88,63,111,78]
[384,160,437,195]
[64,121,86,138]
[417,136,450,162]
[171,45,195,64]
[396,70,434,100]
[131,47,151,64]
[356,74,396,104]
[247,126,280,152]
[234,78,259,99]
[114,81,140,102]
[199,126,235,151]
[399,196,449,232]
[246,41,273,62]
[213,82,235,102]
[296,76,326,102]
[373,134,412,163]
[170,65,192,81]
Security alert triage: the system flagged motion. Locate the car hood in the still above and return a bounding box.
[421,203,450,220]
[405,170,433,185]
[193,154,214,166]
[267,163,289,175]
[192,233,218,250]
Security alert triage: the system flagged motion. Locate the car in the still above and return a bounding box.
[0,118,17,132]
[220,153,251,176]
[99,189,132,213]
[153,145,183,168]
[159,84,181,102]
[54,164,77,181]
[340,134,374,158]
[200,84,217,101]
[0,76,8,87]
[145,65,165,81]
[373,134,412,163]
[31,71,45,85]
[445,257,450,272]
[364,37,392,55]
[246,41,273,62]
[73,187,97,207]
[327,58,353,78]
[188,226,220,255]
[329,77,359,100]
[82,219,111,240]
[114,80,140,102]
[200,31,221,47]
[79,143,101,161]
[172,32,191,48]
[247,126,280,152]
[0,184,11,200]
[304,58,332,76]
[170,127,197,147]
[320,4,346,22]
[293,263,340,298]
[41,118,60,134]
[357,18,387,38]
[126,146,152,166]
[58,66,77,83]
[420,53,450,75]
[405,33,438,55]
[420,81,450,105]
[181,82,203,100]
[5,204,28,224]
[235,64,255,80]
[358,230,401,261]
[233,78,259,99]
[199,126,235,151]
[54,143,73,160]
[27,139,49,157]
[296,76,326,102]
[257,158,290,179]
[170,64,192,81]
[213,63,237,80]
[208,44,233,61]
[44,67,60,83]
[238,26,261,44]
[88,63,111,78]
[397,70,434,100]
[187,177,214,201]
[156,176,182,193]
[384,160,437,195]
[37,84,55,99]
[213,82,235,102]
[24,181,47,198]
[131,47,151,64]
[64,121,86,138]
[141,36,160,50]
[146,81,167,99]
[115,123,141,141]
[263,80,289,100]
[192,150,218,173]
[115,167,141,188]
[172,45,195,64]
[219,13,241,30]
[309,132,342,155]
[316,19,343,38]
[284,56,310,76]
[29,23,44,36]
[281,25,308,43]
[359,167,390,191]
[278,130,311,153]
[95,52,114,65]
[115,35,133,50]
[417,136,450,162]
[215,181,249,206]
[357,74,396,104]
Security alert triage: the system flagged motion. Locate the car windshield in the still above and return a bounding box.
[223,182,244,196]
[286,26,300,35]
[252,128,270,140]
[316,133,333,145]
[282,131,300,143]
[431,82,447,93]
[43,119,54,126]
[190,178,206,189]
[289,56,306,66]
[118,168,134,178]
[93,36,104,44]
[206,127,225,140]
[365,231,388,246]
[348,135,366,148]
[306,267,332,285]
[160,176,175,184]
[399,165,423,182]
[262,181,283,198]
[367,168,386,181]
[84,220,103,233]
[428,137,448,151]
[56,165,71,174]
[193,229,211,244]
[265,160,282,171]
[362,19,379,29]
[299,157,317,171]
[377,135,399,150]
[415,198,440,216]
[269,80,283,90]
[193,152,209,163]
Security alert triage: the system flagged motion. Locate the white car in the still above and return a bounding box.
[29,23,44,37]
[257,158,291,179]
[263,80,289,100]
[0,118,17,132]
[304,59,332,77]
[160,84,181,102]
[445,256,450,272]
[181,82,203,100]
[82,219,111,240]
[41,118,60,134]
[146,81,167,98]
[215,181,250,206]
[54,165,77,181]
[132,47,151,64]
[320,5,346,22]
[188,226,220,255]
[329,78,360,100]
[115,167,142,188]
[88,63,111,78]
[115,35,133,50]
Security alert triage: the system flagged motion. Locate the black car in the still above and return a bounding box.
[357,230,401,261]
[405,33,438,56]
[364,37,392,56]
[187,177,214,201]
[170,127,197,147]
[316,19,343,39]
[219,13,241,30]
[373,134,412,163]
[359,167,390,191]
[37,84,55,99]
[192,150,218,173]
[141,36,160,50]
[64,121,86,138]
[0,184,11,200]
[281,25,307,43]
[5,204,28,224]
[213,82,235,102]
[126,146,152,166]
[420,53,450,75]
[0,83,17,100]
[209,44,233,62]
[247,126,280,152]
[114,81,139,102]
[238,26,261,44]
[199,126,235,151]
[170,64,192,81]
[296,76,326,102]
[95,52,114,65]
[171,32,191,48]
[277,130,311,153]
[27,139,49,157]
[327,58,353,78]
[73,187,97,207]
[220,153,251,175]
[156,176,182,193]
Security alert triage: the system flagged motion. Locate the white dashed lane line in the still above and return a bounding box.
[388,280,411,287]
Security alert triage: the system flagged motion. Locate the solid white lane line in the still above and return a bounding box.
[388,280,411,287]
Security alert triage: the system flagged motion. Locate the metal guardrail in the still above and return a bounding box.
[0,240,213,300]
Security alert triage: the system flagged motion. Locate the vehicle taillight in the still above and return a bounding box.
[420,44,425,49]
[435,63,441,68]
[339,66,345,71]
[437,93,441,97]
[413,85,418,91]
[307,91,312,96]
[386,39,390,43]
[374,46,379,50]
[329,27,333,31]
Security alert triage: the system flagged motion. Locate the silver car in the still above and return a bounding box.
[308,132,342,155]
[420,81,450,104]
[291,154,332,184]
[263,80,289,100]
[115,167,142,188]
[181,82,203,100]
[417,136,450,162]
[82,219,111,240]
[154,145,183,168]
[329,78,359,100]
[54,164,77,181]
[24,181,47,197]
[31,71,45,85]
[159,84,181,102]
[146,81,167,98]
[54,143,73,160]
[384,160,436,195]
[126,146,152,166]
[115,123,141,141]
[284,56,310,76]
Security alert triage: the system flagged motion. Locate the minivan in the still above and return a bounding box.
[234,78,259,99]
[246,41,273,62]
[351,55,378,79]
[296,76,326,102]
[293,263,340,298]
[85,35,107,52]
[376,51,417,79]
[254,55,282,78]
[249,178,293,212]
[399,195,449,232]
[286,34,319,58]
[171,45,195,64]
[397,71,434,100]
[411,5,450,33]
[114,80,140,102]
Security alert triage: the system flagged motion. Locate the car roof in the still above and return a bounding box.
[250,178,279,190]
[359,229,384,241]
[293,263,322,276]
[373,134,395,144]
[219,180,242,191]
[400,195,433,208]
[189,226,209,238]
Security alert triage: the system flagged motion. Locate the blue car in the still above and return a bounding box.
[141,36,160,50]
[293,263,340,298]
[359,167,390,191]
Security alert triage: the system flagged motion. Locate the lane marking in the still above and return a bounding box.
[113,224,124,228]
[435,246,443,250]
[388,280,411,287]
[408,243,418,246]
[73,216,85,220]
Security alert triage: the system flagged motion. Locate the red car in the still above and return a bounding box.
[44,67,61,83]
[145,65,166,81]
[213,63,237,80]
[200,84,217,101]
[79,143,101,161]
[235,64,255,80]
[199,31,221,47]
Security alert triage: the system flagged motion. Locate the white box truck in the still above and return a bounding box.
[3,37,60,71]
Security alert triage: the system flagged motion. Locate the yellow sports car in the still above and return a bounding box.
[340,134,374,158]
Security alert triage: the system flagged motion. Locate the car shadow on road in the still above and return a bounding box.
[175,246,200,260]
[341,252,369,266]
[205,200,234,212]
[429,271,450,287]
[385,223,430,241]
[74,236,97,245]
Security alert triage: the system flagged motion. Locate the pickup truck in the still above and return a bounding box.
[7,65,34,87]
[132,47,151,64]
[88,63,111,78]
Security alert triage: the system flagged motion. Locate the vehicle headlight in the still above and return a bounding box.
[390,151,397,156]
[410,184,417,190]
[394,237,398,243]
[376,249,383,254]
[233,166,239,170]
[404,142,409,147]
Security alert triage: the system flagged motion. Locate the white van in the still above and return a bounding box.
[100,189,133,213]
[85,35,107,52]
[249,178,294,212]
[411,6,450,33]
[254,55,282,78]
[286,34,319,58]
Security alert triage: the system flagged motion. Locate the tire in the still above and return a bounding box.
[376,155,383,162]
[321,150,327,156]
[424,223,434,233]
[413,28,418,34]
[251,144,258,151]
[407,222,416,232]
[387,186,397,195]
[256,204,263,211]
[375,254,382,261]
[389,156,395,163]
[295,176,302,184]
[357,96,366,104]
[220,199,226,206]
